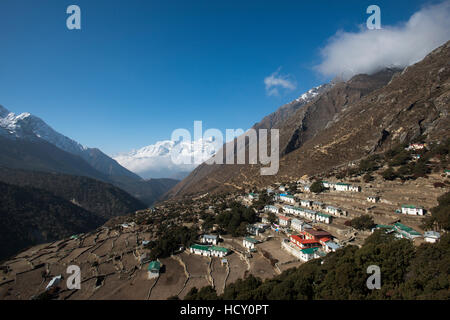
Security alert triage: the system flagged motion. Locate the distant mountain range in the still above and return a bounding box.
[113,137,218,180]
[0,106,178,205]
[167,41,450,198]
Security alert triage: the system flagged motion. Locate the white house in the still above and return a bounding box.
[279,185,288,192]
[190,244,229,257]
[201,234,219,245]
[280,193,295,204]
[325,205,341,216]
[243,237,259,250]
[424,231,440,243]
[300,199,312,208]
[278,215,291,227]
[312,201,324,210]
[290,218,305,232]
[210,246,229,257]
[335,183,350,191]
[349,185,361,192]
[315,212,332,224]
[147,261,161,279]
[367,196,380,203]
[401,205,424,216]
[303,185,311,192]
[264,205,279,214]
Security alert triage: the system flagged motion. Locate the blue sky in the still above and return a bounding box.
[0,0,442,155]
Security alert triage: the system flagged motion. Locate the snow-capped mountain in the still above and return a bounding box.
[114,138,219,179]
[0,105,140,180]
[0,105,87,155]
[294,84,331,103]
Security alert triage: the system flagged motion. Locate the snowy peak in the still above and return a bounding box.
[0,109,87,155]
[295,84,332,103]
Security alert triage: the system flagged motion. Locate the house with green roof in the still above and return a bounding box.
[243,237,259,250]
[300,247,319,262]
[147,261,161,279]
[316,212,332,224]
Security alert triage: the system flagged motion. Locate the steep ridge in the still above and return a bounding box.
[0,181,106,261]
[168,41,450,197]
[0,167,147,220]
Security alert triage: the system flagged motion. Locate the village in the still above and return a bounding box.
[0,143,448,300]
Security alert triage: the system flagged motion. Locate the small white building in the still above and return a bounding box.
[290,218,304,232]
[367,196,380,203]
[147,261,161,279]
[312,201,324,210]
[201,234,219,245]
[264,205,279,214]
[300,199,312,208]
[424,231,441,243]
[335,183,350,191]
[315,212,332,224]
[243,237,259,250]
[401,205,425,216]
[325,205,341,216]
[349,185,361,192]
[278,215,291,227]
[280,193,295,204]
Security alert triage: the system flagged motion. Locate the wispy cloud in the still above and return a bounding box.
[264,68,297,96]
[315,0,450,79]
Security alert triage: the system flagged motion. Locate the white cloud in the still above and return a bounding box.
[315,1,450,79]
[264,68,297,96]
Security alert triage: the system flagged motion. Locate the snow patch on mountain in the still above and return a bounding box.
[295,84,331,103]
[0,108,87,155]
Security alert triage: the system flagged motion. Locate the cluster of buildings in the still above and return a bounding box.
[282,205,333,224]
[282,228,341,262]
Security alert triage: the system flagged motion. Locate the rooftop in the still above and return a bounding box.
[148,261,161,272]
[244,237,259,244]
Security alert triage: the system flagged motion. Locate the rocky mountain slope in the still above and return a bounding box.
[168,41,450,197]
